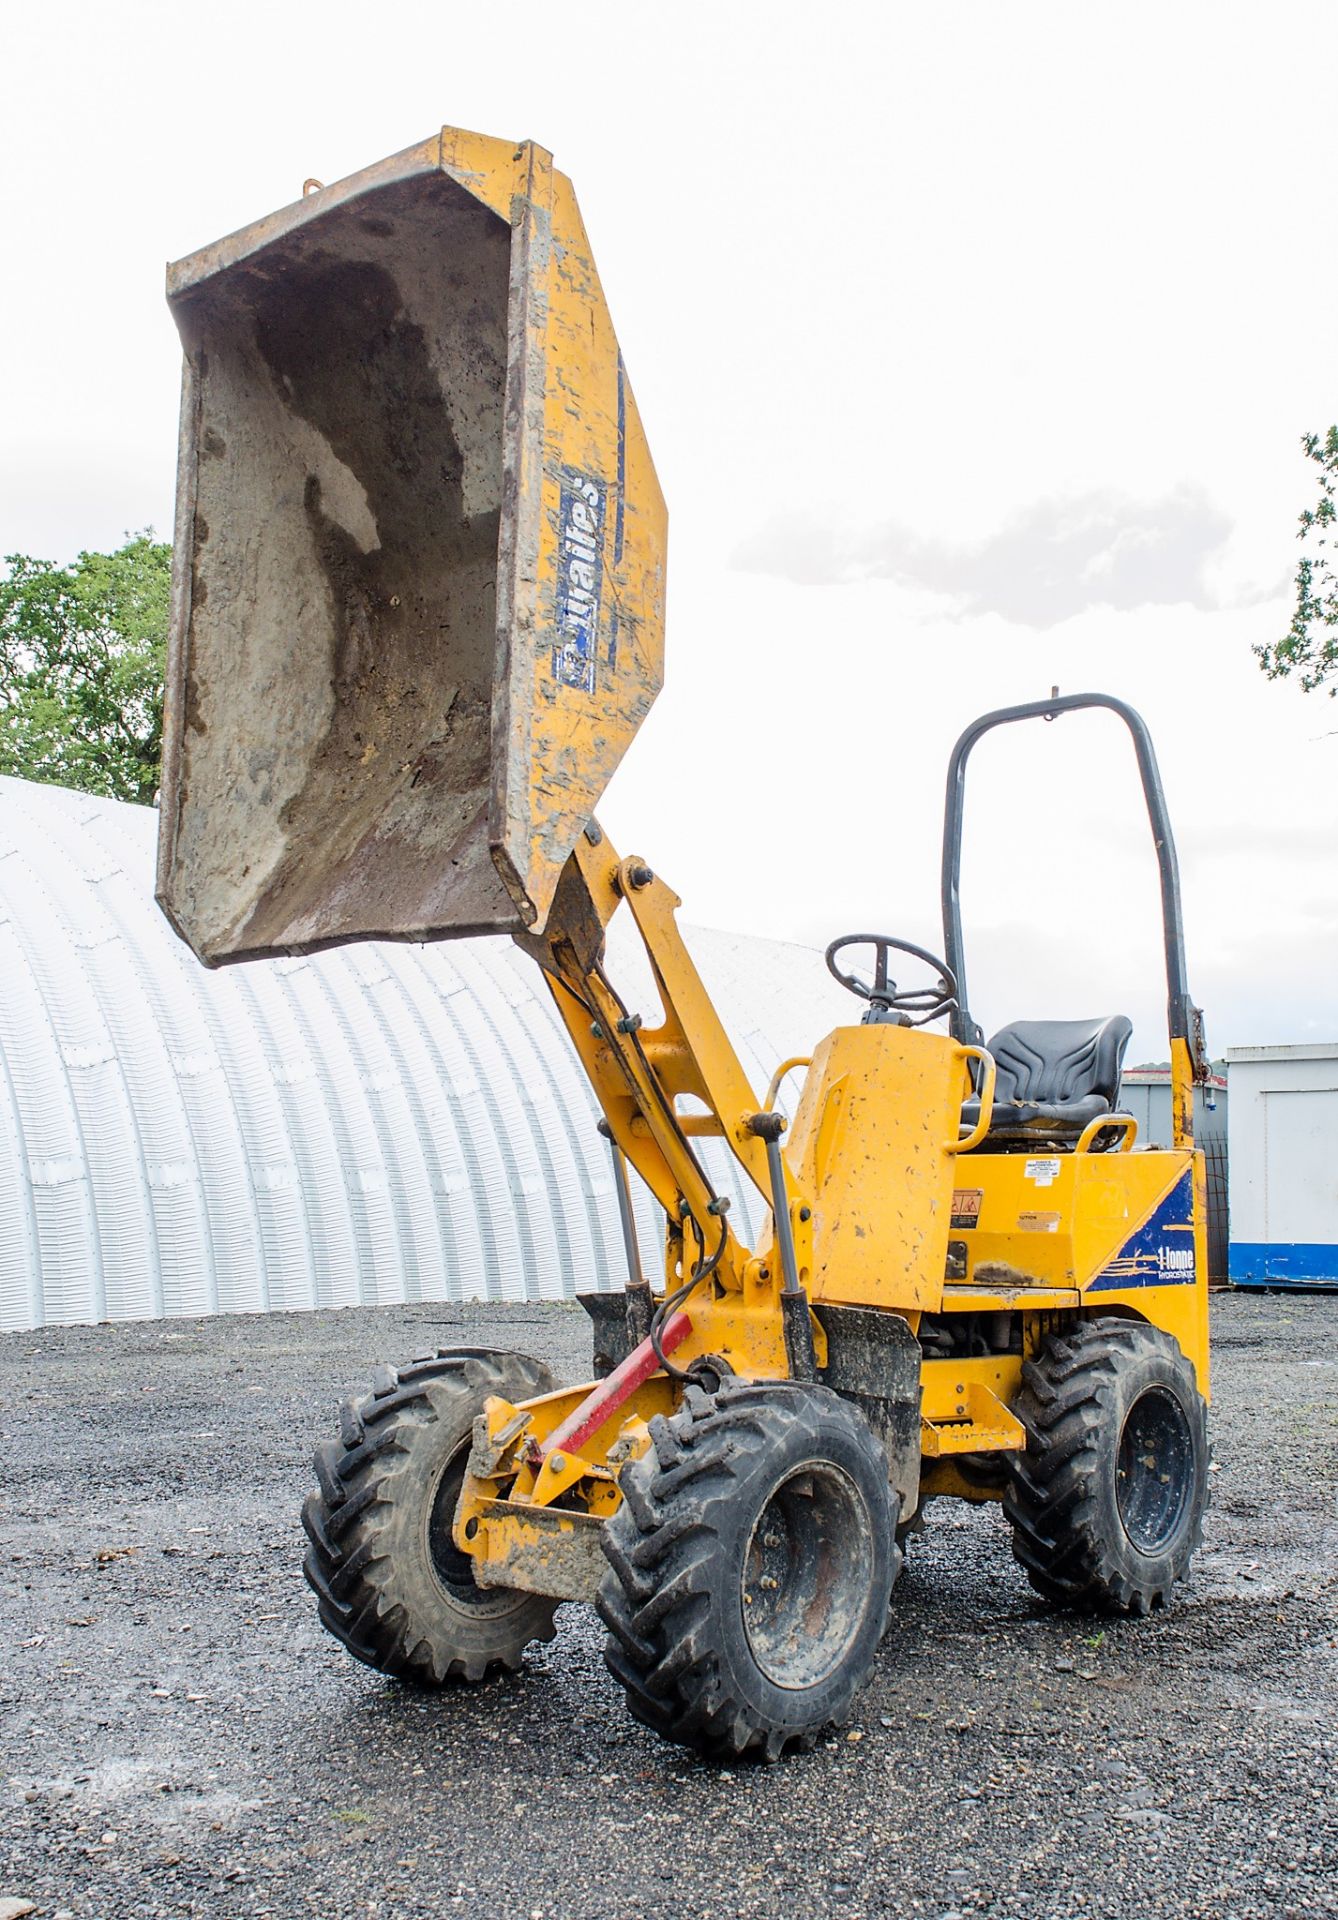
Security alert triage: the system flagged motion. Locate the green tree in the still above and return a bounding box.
[0,533,171,804]
[1257,427,1338,696]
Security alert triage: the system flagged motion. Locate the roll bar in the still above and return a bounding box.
[939,692,1210,1142]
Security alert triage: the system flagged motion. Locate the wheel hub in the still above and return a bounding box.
[1115,1386,1194,1554]
[742,1462,875,1690]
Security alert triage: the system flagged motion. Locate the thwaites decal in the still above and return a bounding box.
[554,472,607,694]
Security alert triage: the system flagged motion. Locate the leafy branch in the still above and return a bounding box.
[0,533,171,804]
[1256,427,1338,696]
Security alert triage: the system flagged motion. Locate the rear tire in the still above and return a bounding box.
[303,1348,561,1683]
[598,1379,900,1759]
[1004,1317,1208,1615]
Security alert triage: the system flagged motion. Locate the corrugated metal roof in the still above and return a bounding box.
[1124,1065,1228,1089]
[1225,1043,1338,1063]
[0,777,851,1330]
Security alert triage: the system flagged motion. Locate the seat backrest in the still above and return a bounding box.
[985,1015,1133,1110]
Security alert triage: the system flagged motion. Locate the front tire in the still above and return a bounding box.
[598,1380,900,1759]
[303,1347,561,1683]
[1004,1317,1208,1615]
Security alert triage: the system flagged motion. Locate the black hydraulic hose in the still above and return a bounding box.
[591,963,723,1216]
[562,961,734,1384]
[650,1212,729,1381]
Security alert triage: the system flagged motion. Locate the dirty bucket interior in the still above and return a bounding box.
[166,171,513,959]
[156,133,667,967]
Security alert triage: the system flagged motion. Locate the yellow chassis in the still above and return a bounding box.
[454,828,1211,1603]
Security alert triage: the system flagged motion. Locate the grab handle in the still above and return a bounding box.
[951,1046,997,1153]
[763,1055,812,1112]
[1075,1112,1138,1154]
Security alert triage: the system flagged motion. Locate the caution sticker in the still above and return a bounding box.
[1018,1211,1061,1233]
[1024,1157,1062,1187]
[951,1189,984,1229]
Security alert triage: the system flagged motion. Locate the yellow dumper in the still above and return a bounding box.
[158,127,1213,1759]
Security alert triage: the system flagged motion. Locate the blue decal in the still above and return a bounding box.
[1089,1169,1197,1291]
[1229,1241,1338,1289]
[614,355,626,566]
[607,355,626,675]
[554,471,606,693]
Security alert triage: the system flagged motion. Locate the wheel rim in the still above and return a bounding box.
[1115,1386,1195,1554]
[742,1461,875,1690]
[425,1445,525,1616]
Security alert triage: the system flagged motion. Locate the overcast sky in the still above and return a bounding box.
[3,1,1336,1063]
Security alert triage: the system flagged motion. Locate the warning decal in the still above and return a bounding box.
[951,1189,984,1230]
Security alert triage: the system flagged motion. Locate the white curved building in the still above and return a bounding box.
[0,777,850,1330]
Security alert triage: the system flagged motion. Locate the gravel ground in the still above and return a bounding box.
[0,1292,1334,1920]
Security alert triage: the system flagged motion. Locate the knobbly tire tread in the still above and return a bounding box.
[303,1347,560,1684]
[597,1379,901,1760]
[1003,1316,1208,1615]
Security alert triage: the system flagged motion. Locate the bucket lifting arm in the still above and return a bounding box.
[515,822,805,1300]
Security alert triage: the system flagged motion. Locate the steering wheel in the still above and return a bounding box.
[824,933,958,1026]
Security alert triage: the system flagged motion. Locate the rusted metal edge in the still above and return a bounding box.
[489,139,552,929]
[153,353,202,946]
[165,136,446,299]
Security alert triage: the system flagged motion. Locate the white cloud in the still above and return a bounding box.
[733,485,1280,628]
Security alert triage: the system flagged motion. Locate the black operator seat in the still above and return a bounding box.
[960,1014,1134,1149]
